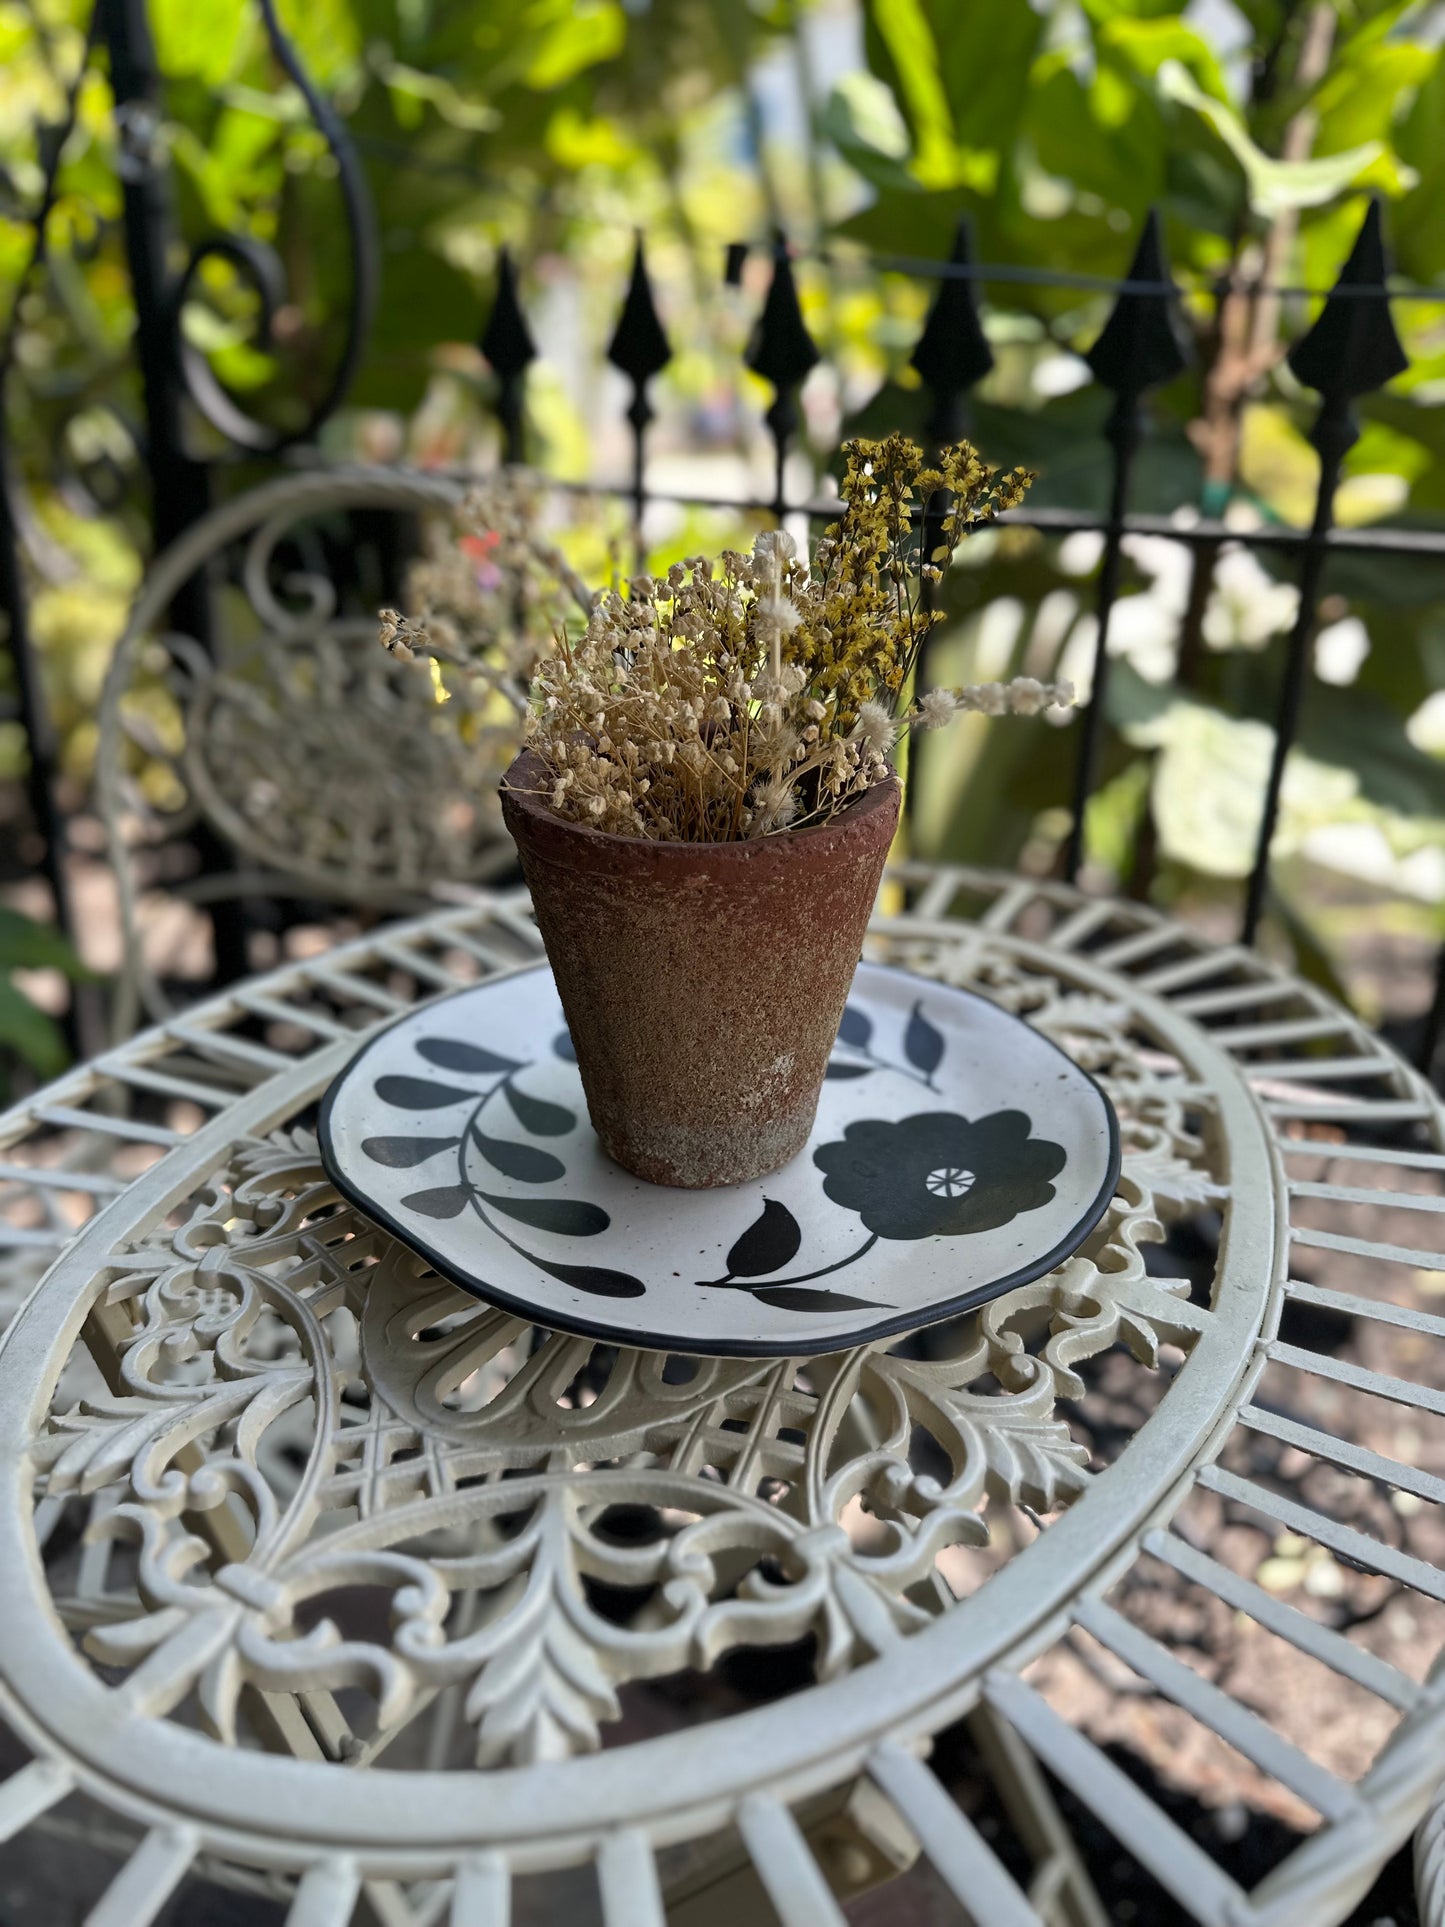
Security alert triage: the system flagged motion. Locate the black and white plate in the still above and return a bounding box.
[318,961,1120,1358]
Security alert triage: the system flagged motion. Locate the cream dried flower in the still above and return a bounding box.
[852,701,896,757]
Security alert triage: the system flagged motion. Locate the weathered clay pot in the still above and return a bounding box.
[501,751,900,1187]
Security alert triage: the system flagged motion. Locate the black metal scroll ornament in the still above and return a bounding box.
[480,249,537,468]
[1065,208,1191,884]
[1241,199,1408,943]
[607,237,671,562]
[97,0,378,564]
[175,0,379,456]
[746,234,820,521]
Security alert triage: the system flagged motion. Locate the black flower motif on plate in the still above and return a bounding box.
[813,1110,1066,1242]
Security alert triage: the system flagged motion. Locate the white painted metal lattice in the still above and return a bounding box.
[0,866,1440,1926]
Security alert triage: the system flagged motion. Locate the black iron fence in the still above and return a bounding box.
[1,1,1443,1081]
[484,209,1445,1080]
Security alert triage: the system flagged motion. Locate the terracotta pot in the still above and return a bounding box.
[500,751,900,1188]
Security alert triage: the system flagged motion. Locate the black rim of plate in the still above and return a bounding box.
[316,960,1124,1359]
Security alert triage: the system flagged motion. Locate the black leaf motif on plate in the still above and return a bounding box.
[503,1084,576,1137]
[469,1126,565,1185]
[416,1038,520,1075]
[750,1286,884,1312]
[362,1134,459,1167]
[904,1001,945,1078]
[400,1185,472,1219]
[552,1028,577,1062]
[376,1075,475,1110]
[531,1256,645,1298]
[726,1198,802,1278]
[837,1004,872,1049]
[481,1193,609,1236]
[824,1061,873,1081]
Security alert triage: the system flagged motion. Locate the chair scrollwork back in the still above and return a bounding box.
[97,465,559,1037]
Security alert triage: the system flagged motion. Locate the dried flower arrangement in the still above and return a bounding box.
[383,435,1070,844]
[379,470,592,724]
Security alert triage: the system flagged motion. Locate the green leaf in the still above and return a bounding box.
[1395,51,1445,277]
[0,909,90,978]
[1102,15,1232,102]
[149,0,248,86]
[524,2,626,90]
[937,0,1042,155]
[820,74,921,196]
[1158,59,1384,214]
[864,0,963,190]
[1302,684,1445,821]
[0,981,68,1081]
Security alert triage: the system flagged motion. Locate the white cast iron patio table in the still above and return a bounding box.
[0,863,1442,1927]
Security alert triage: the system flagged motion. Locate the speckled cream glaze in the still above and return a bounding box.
[501,752,901,1187]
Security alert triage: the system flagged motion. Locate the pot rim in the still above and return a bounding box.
[500,747,900,863]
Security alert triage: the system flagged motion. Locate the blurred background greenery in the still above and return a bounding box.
[1,0,1443,1073]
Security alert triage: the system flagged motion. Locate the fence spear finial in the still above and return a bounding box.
[1066,207,1190,885]
[480,247,536,466]
[1085,206,1191,403]
[608,236,672,564]
[1243,197,1407,944]
[608,235,671,430]
[1287,196,1407,420]
[747,233,820,520]
[910,218,993,449]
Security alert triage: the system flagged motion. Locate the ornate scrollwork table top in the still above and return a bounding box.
[0,867,1441,1927]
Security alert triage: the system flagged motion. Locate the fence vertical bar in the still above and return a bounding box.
[607,237,671,571]
[907,219,995,835]
[481,249,536,468]
[0,427,79,987]
[746,234,819,523]
[1064,209,1189,884]
[96,0,265,986]
[97,0,212,647]
[1241,200,1407,945]
[0,17,93,1008]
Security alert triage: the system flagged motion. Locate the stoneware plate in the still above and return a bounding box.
[318,960,1121,1358]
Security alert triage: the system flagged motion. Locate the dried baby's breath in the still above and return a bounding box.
[382,438,1072,842]
[518,436,1069,840]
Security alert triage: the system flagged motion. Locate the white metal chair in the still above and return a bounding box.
[95,464,578,1038]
